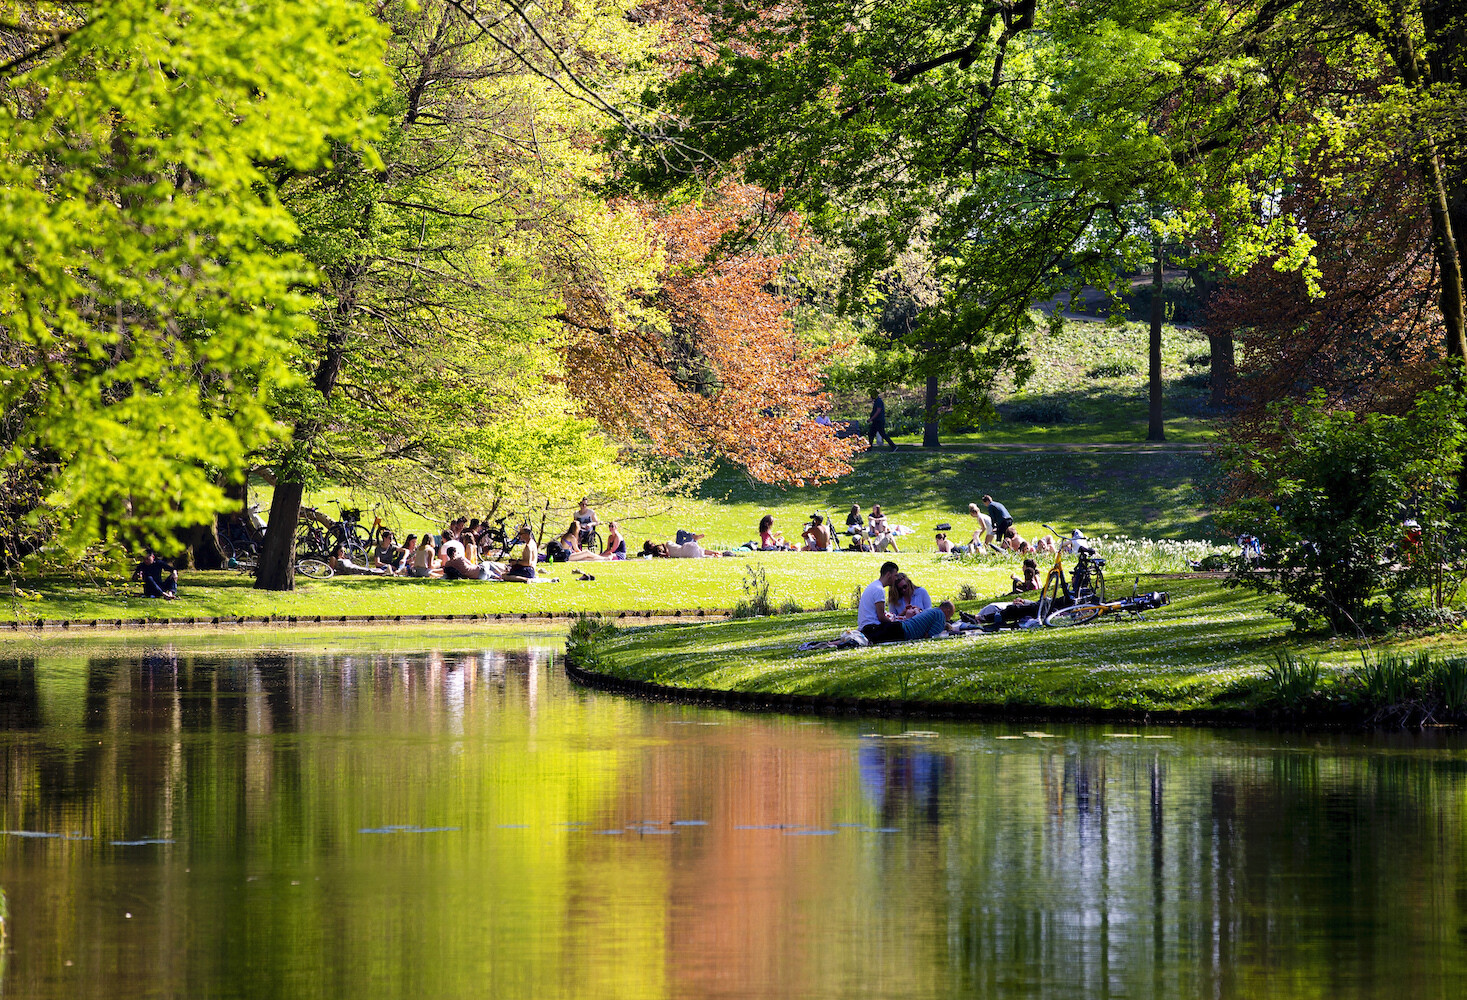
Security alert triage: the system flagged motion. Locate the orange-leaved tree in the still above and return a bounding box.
[562,184,862,485]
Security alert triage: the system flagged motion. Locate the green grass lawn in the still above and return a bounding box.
[2,553,1011,623]
[835,319,1220,445]
[575,579,1467,715]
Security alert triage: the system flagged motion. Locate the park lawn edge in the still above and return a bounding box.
[564,580,1467,729]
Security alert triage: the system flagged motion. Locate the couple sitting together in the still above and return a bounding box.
[857,561,957,643]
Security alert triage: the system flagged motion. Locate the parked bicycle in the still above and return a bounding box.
[478,516,518,559]
[1044,586,1171,627]
[218,504,265,563]
[1035,524,1106,622]
[294,502,396,563]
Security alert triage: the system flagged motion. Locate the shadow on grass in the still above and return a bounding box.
[692,449,1219,539]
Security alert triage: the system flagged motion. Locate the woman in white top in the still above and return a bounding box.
[410,538,438,577]
[967,502,995,549]
[887,573,932,618]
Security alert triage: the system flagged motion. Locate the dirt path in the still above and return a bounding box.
[890,442,1213,453]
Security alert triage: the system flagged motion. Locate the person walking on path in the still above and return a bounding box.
[857,561,908,644]
[983,495,1013,540]
[868,390,897,451]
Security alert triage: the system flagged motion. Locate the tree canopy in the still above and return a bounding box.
[0,0,386,553]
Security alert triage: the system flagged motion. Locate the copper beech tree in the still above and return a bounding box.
[1208,166,1445,428]
[563,184,863,485]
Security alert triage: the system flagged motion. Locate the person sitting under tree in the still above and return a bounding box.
[133,550,177,599]
[506,526,538,580]
[574,498,599,547]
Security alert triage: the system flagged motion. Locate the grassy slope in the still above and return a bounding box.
[254,446,1220,560]
[8,445,1224,624]
[833,319,1219,445]
[582,579,1467,713]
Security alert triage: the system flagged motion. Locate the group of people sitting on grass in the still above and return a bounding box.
[854,558,1085,644]
[328,523,544,582]
[752,504,910,553]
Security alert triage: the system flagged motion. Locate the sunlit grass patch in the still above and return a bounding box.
[583,580,1467,716]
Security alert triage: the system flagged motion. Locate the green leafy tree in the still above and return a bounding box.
[1219,384,1466,634]
[253,0,659,589]
[619,1,1218,421]
[0,0,386,557]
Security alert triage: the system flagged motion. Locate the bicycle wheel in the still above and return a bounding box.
[1091,567,1106,605]
[295,527,318,560]
[1036,569,1066,621]
[296,558,333,579]
[1045,604,1102,628]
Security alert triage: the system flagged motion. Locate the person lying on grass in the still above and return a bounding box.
[643,537,729,558]
[1001,527,1032,554]
[329,544,386,576]
[899,601,957,640]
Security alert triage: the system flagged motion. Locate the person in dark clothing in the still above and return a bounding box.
[982,494,1014,539]
[868,390,897,451]
[133,551,177,599]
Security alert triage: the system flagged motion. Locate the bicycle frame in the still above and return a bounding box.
[1035,524,1106,621]
[1044,591,1170,627]
[1035,524,1072,621]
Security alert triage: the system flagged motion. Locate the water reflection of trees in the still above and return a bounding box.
[3,651,1467,999]
[937,741,1467,999]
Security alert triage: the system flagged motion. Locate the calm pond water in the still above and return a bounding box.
[2,629,1466,999]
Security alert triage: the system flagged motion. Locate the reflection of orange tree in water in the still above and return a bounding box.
[10,650,1467,996]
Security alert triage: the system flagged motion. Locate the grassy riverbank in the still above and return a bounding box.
[0,554,1001,624]
[569,579,1467,720]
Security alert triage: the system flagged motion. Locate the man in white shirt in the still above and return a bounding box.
[857,561,907,643]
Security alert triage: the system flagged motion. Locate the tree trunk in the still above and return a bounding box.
[1147,238,1166,441]
[1207,329,1235,408]
[1386,21,1467,360]
[922,374,940,447]
[173,524,226,570]
[254,481,303,592]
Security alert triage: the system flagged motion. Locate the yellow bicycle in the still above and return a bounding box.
[1034,524,1106,623]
